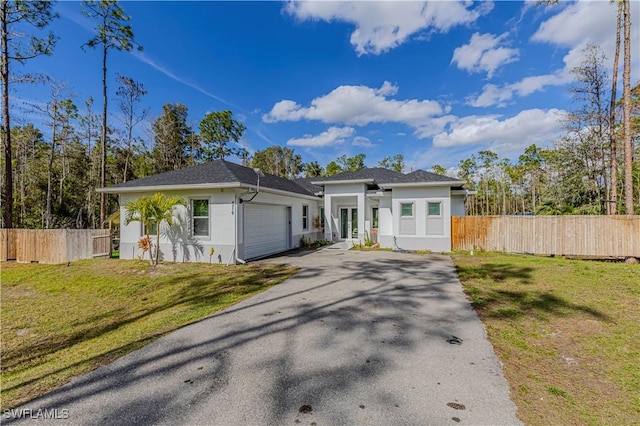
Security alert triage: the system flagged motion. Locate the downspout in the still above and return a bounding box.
[229,197,246,265]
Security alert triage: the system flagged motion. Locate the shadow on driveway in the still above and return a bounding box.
[8,250,521,425]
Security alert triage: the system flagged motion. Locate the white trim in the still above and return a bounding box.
[366,190,386,198]
[380,180,465,188]
[99,182,320,201]
[190,197,211,240]
[451,189,476,195]
[400,202,414,218]
[98,182,242,193]
[426,201,442,217]
[141,222,158,238]
[302,204,309,231]
[311,178,374,185]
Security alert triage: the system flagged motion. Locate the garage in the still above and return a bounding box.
[243,204,290,260]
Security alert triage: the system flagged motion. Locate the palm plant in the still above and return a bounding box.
[125,193,186,265]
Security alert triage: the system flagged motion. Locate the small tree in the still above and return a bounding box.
[379,154,405,172]
[124,193,185,266]
[199,110,246,161]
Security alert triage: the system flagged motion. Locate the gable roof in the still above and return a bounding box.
[100,160,316,197]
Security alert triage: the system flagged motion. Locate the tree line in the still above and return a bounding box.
[1,1,637,230]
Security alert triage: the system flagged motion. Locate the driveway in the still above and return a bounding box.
[8,249,520,425]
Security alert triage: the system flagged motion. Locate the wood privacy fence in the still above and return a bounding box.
[0,229,111,264]
[451,215,640,258]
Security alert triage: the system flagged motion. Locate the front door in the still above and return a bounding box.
[339,207,358,239]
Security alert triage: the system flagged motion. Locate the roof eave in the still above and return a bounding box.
[257,186,321,201]
[97,182,243,194]
[379,180,466,189]
[451,189,477,195]
[97,182,320,200]
[310,178,374,185]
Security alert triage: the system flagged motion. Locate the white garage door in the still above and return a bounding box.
[243,204,289,259]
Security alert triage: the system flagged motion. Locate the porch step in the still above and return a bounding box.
[323,241,352,250]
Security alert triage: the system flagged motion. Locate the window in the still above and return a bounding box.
[427,202,441,216]
[302,205,309,230]
[426,201,444,235]
[372,207,379,228]
[400,203,413,217]
[142,222,157,237]
[191,199,209,237]
[320,207,326,230]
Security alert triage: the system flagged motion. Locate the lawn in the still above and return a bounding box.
[0,259,298,410]
[452,253,640,425]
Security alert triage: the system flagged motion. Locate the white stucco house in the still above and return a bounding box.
[99,160,470,263]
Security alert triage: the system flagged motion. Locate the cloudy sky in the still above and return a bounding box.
[13,1,639,171]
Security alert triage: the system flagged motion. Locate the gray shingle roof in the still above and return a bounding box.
[310,167,461,185]
[294,178,323,194]
[312,168,404,183]
[388,169,462,184]
[107,160,316,197]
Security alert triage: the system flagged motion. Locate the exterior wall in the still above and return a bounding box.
[378,186,453,252]
[120,189,236,264]
[451,195,466,216]
[378,194,393,236]
[120,188,320,264]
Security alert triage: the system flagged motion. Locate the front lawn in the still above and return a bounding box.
[453,253,639,425]
[0,259,298,409]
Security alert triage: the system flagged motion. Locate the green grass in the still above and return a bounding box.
[0,259,298,409]
[453,253,640,425]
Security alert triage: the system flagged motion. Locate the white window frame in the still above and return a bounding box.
[426,201,442,217]
[400,202,414,218]
[141,222,158,238]
[302,204,309,231]
[372,207,379,229]
[191,198,210,238]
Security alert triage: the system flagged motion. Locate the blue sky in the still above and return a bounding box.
[12,0,640,173]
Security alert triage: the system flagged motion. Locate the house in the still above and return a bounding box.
[300,167,469,252]
[98,160,470,263]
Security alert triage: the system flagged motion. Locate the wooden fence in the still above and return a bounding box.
[0,229,111,264]
[451,215,640,258]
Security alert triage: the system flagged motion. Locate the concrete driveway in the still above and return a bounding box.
[8,249,520,425]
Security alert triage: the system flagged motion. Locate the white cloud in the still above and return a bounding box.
[468,67,572,107]
[284,1,493,55]
[510,72,570,97]
[433,108,566,153]
[413,114,457,139]
[451,32,519,78]
[263,82,445,138]
[287,126,354,147]
[531,1,615,48]
[352,136,375,148]
[467,1,639,107]
[466,83,514,107]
